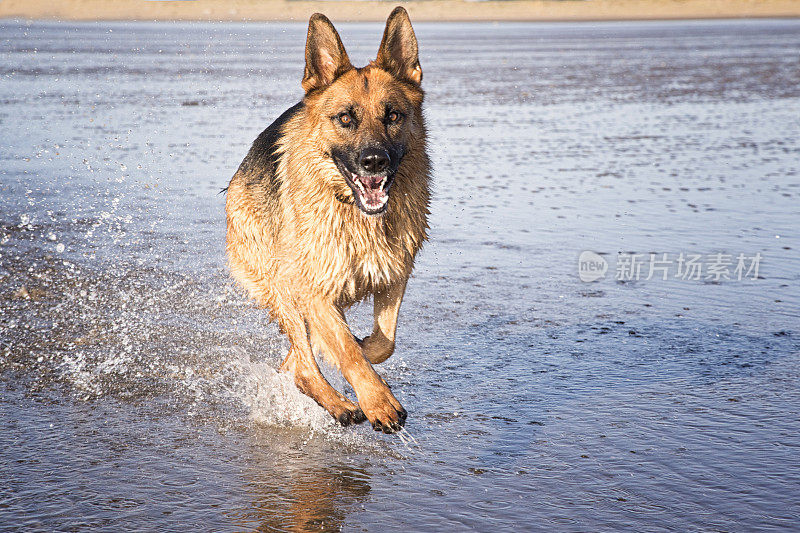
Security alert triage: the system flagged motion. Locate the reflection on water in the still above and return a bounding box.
[239,434,372,532]
[0,385,376,532]
[1,18,800,531]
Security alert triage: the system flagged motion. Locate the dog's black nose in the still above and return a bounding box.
[359,147,390,174]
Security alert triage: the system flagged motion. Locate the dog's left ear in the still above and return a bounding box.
[376,7,422,86]
[302,14,353,93]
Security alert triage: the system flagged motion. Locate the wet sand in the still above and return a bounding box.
[2,18,800,532]
[1,0,800,22]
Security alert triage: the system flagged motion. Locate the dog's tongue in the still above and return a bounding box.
[358,175,383,190]
[356,176,388,209]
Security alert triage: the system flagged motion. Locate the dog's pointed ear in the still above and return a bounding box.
[302,14,353,93]
[376,7,422,86]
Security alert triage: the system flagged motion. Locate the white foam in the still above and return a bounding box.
[241,361,336,431]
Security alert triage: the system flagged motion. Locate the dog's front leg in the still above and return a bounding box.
[276,302,366,426]
[308,298,407,433]
[360,279,408,364]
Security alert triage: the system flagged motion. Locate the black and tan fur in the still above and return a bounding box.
[225,7,429,433]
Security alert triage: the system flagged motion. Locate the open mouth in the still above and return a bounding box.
[334,161,393,215]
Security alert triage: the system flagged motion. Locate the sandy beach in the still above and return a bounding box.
[1,0,799,22]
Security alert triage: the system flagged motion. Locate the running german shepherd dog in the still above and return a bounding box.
[225,7,429,433]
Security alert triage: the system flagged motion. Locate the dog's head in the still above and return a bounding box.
[301,7,424,216]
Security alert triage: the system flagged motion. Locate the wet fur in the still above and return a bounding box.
[225,7,429,432]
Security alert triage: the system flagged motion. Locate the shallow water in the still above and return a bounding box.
[1,18,799,531]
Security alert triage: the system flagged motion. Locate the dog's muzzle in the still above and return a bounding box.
[333,147,397,215]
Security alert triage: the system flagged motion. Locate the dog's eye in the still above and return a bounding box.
[337,113,353,127]
[387,111,401,123]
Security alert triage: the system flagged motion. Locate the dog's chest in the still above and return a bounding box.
[352,243,395,287]
[339,224,402,295]
[300,216,409,301]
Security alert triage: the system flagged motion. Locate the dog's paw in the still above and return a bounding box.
[359,389,407,434]
[332,404,367,427]
[359,334,395,364]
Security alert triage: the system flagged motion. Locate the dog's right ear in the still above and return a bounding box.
[302,14,353,93]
